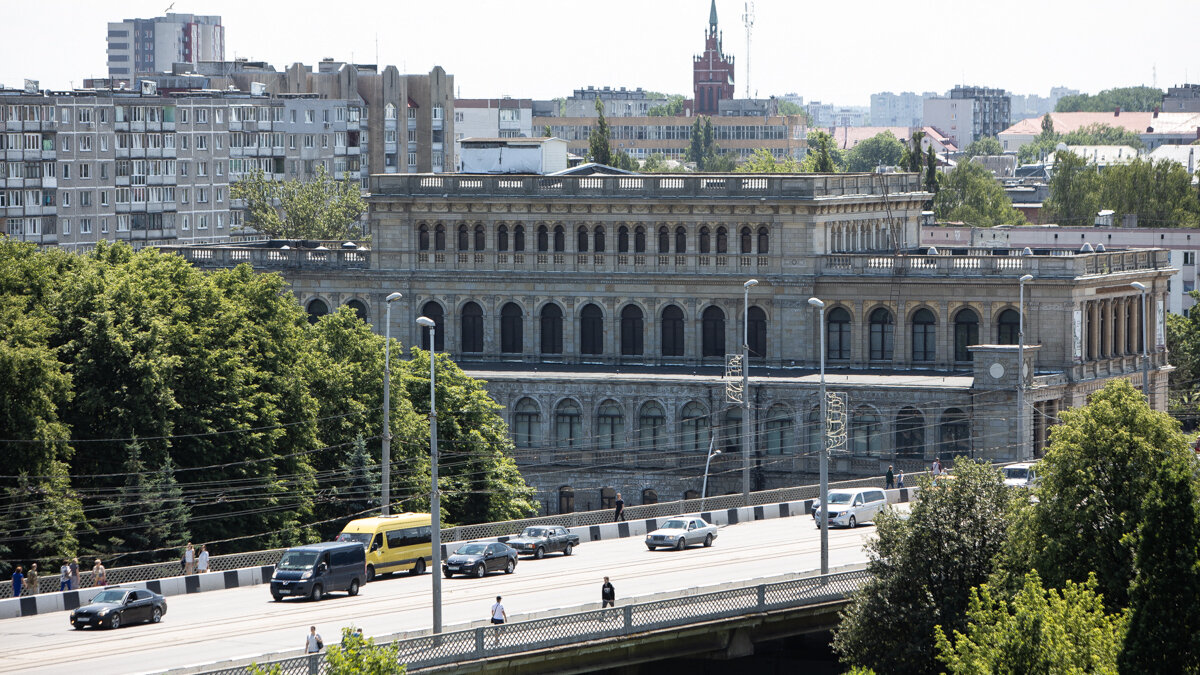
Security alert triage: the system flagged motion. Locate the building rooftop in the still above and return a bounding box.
[1002,111,1200,136]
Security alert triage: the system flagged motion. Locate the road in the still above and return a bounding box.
[0,512,893,674]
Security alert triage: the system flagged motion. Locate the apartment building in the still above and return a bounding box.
[924,86,1011,148]
[536,114,809,161]
[107,13,224,79]
[453,98,534,167]
[560,87,669,118]
[870,91,935,127]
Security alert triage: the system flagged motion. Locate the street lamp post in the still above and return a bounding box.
[700,437,721,513]
[415,316,442,634]
[808,297,829,576]
[742,279,758,505]
[1018,275,1033,460]
[381,292,403,516]
[1131,281,1149,399]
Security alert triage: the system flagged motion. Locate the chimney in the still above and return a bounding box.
[1153,106,1160,118]
[1114,106,1120,116]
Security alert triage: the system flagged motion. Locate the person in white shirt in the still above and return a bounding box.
[490,596,507,646]
[305,625,323,674]
[183,543,195,575]
[197,545,210,573]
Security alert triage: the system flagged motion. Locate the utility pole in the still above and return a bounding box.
[741,2,755,99]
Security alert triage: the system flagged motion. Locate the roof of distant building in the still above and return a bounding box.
[1001,111,1200,136]
[828,126,912,150]
[1048,145,1139,165]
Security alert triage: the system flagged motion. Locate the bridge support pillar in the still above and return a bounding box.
[722,627,756,659]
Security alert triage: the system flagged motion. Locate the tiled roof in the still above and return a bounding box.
[827,126,912,149]
[1001,111,1200,136]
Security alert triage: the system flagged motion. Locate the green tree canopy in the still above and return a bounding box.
[933,160,1025,225]
[735,148,801,173]
[961,136,1003,158]
[647,95,686,117]
[844,131,905,172]
[686,116,736,171]
[587,97,612,166]
[231,165,366,241]
[1055,86,1164,112]
[639,153,670,173]
[1096,157,1200,227]
[1043,150,1100,226]
[1018,121,1146,164]
[800,130,842,173]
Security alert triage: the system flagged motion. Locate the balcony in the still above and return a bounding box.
[412,249,779,275]
[817,248,1171,280]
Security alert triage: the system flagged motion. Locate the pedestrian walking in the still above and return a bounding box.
[11,566,23,598]
[897,471,906,489]
[59,560,71,591]
[932,457,942,476]
[69,558,80,590]
[490,596,507,646]
[92,559,107,587]
[27,563,38,595]
[601,576,615,614]
[184,543,196,575]
[304,625,323,675]
[885,465,895,489]
[197,545,210,573]
[614,493,626,522]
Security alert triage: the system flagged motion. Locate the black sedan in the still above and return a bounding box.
[70,588,167,630]
[506,525,580,559]
[443,542,518,578]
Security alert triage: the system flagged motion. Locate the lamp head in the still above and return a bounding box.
[807,297,825,309]
[416,316,435,328]
[1130,281,1146,291]
[385,292,403,303]
[1020,274,1034,283]
[1021,247,1033,256]
[744,279,759,289]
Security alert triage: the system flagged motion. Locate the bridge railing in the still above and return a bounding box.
[194,568,872,674]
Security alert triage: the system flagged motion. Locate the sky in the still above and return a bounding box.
[3,0,1199,105]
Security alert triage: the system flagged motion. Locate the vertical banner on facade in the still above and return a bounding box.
[1157,300,1166,349]
[1073,309,1083,362]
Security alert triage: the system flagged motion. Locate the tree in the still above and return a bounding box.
[1043,150,1100,226]
[639,153,670,173]
[844,131,906,172]
[325,627,406,675]
[330,435,380,522]
[961,136,1003,159]
[1096,157,1200,227]
[647,95,686,117]
[231,165,366,241]
[833,459,1014,674]
[587,97,612,166]
[98,441,190,564]
[0,461,86,575]
[933,161,1025,226]
[925,147,939,195]
[902,130,926,173]
[1040,113,1055,138]
[800,130,842,173]
[1062,123,1145,150]
[735,148,800,173]
[1055,86,1164,113]
[935,572,1128,674]
[542,124,552,137]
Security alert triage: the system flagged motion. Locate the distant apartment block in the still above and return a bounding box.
[999,111,1200,153]
[454,98,534,166]
[561,87,669,118]
[807,101,869,128]
[923,85,1011,148]
[870,91,935,127]
[1164,84,1200,113]
[107,13,224,79]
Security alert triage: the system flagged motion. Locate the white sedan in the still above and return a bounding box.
[645,517,717,551]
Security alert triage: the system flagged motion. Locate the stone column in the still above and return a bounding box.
[1087,300,1098,361]
[1115,297,1126,357]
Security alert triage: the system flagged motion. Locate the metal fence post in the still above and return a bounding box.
[757,584,766,611]
[475,626,485,656]
[623,604,633,633]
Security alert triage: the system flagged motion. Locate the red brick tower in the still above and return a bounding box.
[693,0,735,115]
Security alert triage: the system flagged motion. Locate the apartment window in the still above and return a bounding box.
[197,136,208,150]
[408,152,417,167]
[179,162,187,176]
[99,217,107,233]
[180,108,189,124]
[305,110,314,124]
[215,136,223,150]
[60,136,70,152]
[1185,252,1196,266]
[216,213,224,229]
[215,109,223,124]
[61,191,70,207]
[216,187,224,203]
[432,107,444,120]
[321,134,329,148]
[117,215,129,231]
[100,136,109,152]
[336,107,346,122]
[197,187,208,203]
[407,106,416,120]
[61,164,70,179]
[197,161,207,177]
[303,135,314,148]
[407,129,416,143]
[181,215,189,231]
[288,134,296,149]
[60,108,69,124]
[499,109,518,122]
[99,190,109,206]
[197,109,208,124]
[79,136,92,151]
[198,215,208,230]
[385,130,397,143]
[79,218,92,234]
[79,191,91,207]
[61,218,70,235]
[78,164,91,179]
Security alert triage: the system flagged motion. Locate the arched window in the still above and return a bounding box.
[806,405,822,454]
[757,226,769,254]
[954,308,979,362]
[305,298,329,324]
[721,406,741,453]
[460,302,483,353]
[702,306,726,357]
[716,226,728,253]
[555,400,582,448]
[634,226,647,253]
[593,225,606,252]
[420,301,444,351]
[680,402,709,452]
[870,307,894,361]
[418,224,430,251]
[939,408,970,457]
[683,489,700,500]
[828,307,851,360]
[997,308,1019,345]
[537,225,549,252]
[345,299,367,322]
[699,226,711,254]
[385,103,396,119]
[911,308,936,362]
[642,489,658,505]
[620,305,644,356]
[638,401,666,452]
[513,398,540,448]
[658,226,670,253]
[497,224,509,252]
[740,226,752,254]
[661,305,685,357]
[540,304,563,355]
[596,401,624,451]
[580,304,603,355]
[577,226,589,253]
[513,224,525,251]
[457,224,469,251]
[434,224,446,251]
[558,486,575,514]
[765,405,793,455]
[618,226,630,253]
[474,224,485,251]
[851,407,882,456]
[500,302,523,353]
[675,226,687,253]
[895,407,925,458]
[600,487,616,510]
[553,225,565,252]
[748,306,767,358]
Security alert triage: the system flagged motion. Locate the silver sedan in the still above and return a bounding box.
[645,517,718,551]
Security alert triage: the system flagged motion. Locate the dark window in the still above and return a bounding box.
[911,308,936,362]
[997,309,1019,345]
[740,227,752,254]
[939,408,970,456]
[577,226,589,252]
[716,227,728,253]
[699,226,711,253]
[675,226,687,253]
[418,224,429,250]
[828,307,851,360]
[460,302,483,353]
[638,402,665,451]
[635,226,647,253]
[457,224,469,251]
[540,304,563,354]
[642,489,658,505]
[658,227,670,253]
[558,487,575,514]
[954,309,979,361]
[553,225,565,252]
[555,401,582,447]
[500,303,523,353]
[869,307,894,361]
[420,301,444,351]
[620,305,644,356]
[345,300,367,321]
[600,487,616,510]
[596,401,624,450]
[580,304,603,355]
[895,407,924,458]
[537,225,549,252]
[513,398,539,447]
[434,224,445,251]
[680,402,708,452]
[618,226,630,252]
[306,298,329,324]
[513,225,525,251]
[497,225,508,251]
[702,306,726,357]
[661,305,685,357]
[765,405,793,455]
[594,226,606,252]
[747,306,766,358]
[851,407,882,456]
[757,226,769,254]
[474,225,485,251]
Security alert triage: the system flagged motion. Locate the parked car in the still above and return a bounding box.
[70,588,167,630]
[1002,462,1039,488]
[645,517,717,551]
[506,525,580,559]
[270,542,366,602]
[443,542,518,578]
[812,488,887,529]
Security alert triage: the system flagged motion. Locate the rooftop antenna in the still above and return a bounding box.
[375,33,379,66]
[741,2,755,99]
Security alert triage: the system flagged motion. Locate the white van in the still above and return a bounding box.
[1002,462,1039,488]
[812,488,888,529]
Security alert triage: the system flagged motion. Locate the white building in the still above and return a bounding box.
[107,13,224,80]
[453,98,534,167]
[924,86,1011,148]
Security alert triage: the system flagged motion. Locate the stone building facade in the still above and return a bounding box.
[163,172,1173,515]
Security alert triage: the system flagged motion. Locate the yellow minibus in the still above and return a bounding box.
[335,513,433,581]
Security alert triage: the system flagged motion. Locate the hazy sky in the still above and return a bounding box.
[3,0,1199,105]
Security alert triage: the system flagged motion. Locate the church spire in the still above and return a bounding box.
[709,0,718,31]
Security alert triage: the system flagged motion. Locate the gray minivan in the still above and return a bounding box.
[270,542,366,601]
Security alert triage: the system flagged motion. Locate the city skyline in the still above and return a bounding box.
[2,0,1199,105]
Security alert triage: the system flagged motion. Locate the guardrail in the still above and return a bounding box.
[0,475,894,600]
[195,569,871,674]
